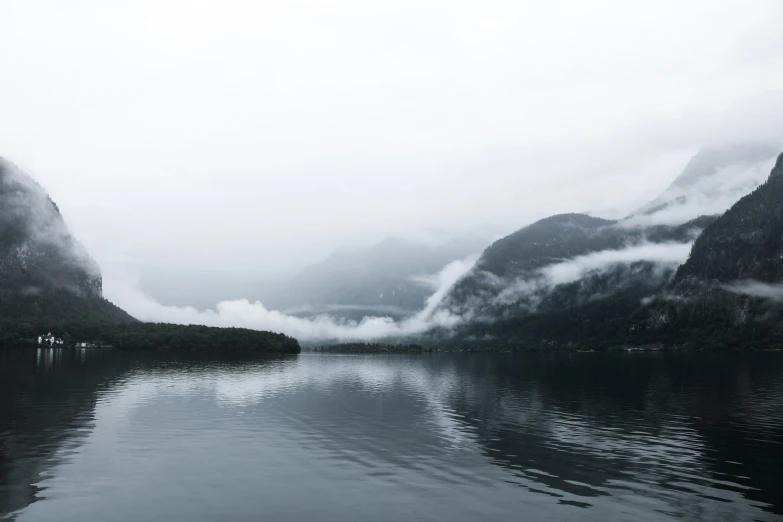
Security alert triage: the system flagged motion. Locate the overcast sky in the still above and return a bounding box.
[2,0,783,297]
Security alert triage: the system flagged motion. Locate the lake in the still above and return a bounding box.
[1,349,782,521]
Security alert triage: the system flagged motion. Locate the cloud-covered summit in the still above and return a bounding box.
[0,158,102,296]
[623,143,780,227]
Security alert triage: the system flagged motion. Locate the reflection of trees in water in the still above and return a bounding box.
[0,349,296,519]
[207,355,484,478]
[195,352,783,518]
[0,348,131,518]
[438,353,783,518]
[1,351,781,520]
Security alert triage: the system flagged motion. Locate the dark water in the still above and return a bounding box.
[1,349,782,521]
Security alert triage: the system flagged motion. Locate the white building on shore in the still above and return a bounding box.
[37,333,64,347]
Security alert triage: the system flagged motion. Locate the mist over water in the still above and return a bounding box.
[3,5,783,522]
[2,349,782,521]
[93,147,779,342]
[102,241,698,341]
[103,255,481,341]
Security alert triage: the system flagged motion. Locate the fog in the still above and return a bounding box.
[104,256,479,341]
[541,243,693,286]
[463,241,693,313]
[104,240,696,341]
[724,281,783,302]
[622,154,779,227]
[0,159,100,282]
[2,0,783,326]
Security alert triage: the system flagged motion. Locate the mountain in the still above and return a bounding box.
[676,152,783,285]
[134,234,491,319]
[431,146,783,350]
[633,152,783,349]
[0,158,133,324]
[627,142,780,224]
[0,158,300,353]
[439,208,714,320]
[265,235,490,320]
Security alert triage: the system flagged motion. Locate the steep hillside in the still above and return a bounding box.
[0,159,100,294]
[0,158,134,324]
[441,212,713,319]
[675,153,783,285]
[433,147,783,350]
[0,158,300,353]
[626,152,783,349]
[473,214,617,277]
[627,143,779,224]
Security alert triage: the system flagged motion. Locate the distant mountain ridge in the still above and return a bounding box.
[265,234,490,320]
[667,143,779,190]
[429,144,783,350]
[627,143,779,224]
[6,144,783,351]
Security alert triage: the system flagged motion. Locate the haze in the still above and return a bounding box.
[2,0,783,314]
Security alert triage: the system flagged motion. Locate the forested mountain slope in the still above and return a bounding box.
[0,158,299,353]
[432,148,783,350]
[0,158,135,326]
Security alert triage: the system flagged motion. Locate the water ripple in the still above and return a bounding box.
[1,350,782,521]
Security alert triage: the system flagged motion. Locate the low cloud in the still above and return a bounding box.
[448,241,694,316]
[723,280,783,301]
[280,303,412,317]
[541,242,693,286]
[621,155,777,227]
[1,159,102,292]
[640,293,685,306]
[104,255,479,342]
[107,243,694,342]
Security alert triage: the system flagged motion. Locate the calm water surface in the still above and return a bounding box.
[1,349,782,521]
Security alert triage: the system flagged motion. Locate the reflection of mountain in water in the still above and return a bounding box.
[0,349,295,519]
[204,353,783,519]
[2,352,782,521]
[439,354,783,517]
[0,348,132,517]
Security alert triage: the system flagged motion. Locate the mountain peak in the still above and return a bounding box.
[771,152,783,180]
[626,143,780,225]
[0,159,102,297]
[674,152,783,285]
[670,143,780,190]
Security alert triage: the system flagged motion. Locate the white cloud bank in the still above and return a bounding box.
[485,242,694,309]
[104,255,479,342]
[103,242,696,342]
[541,242,693,286]
[622,156,778,227]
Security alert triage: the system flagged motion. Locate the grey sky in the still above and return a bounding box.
[2,0,783,294]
